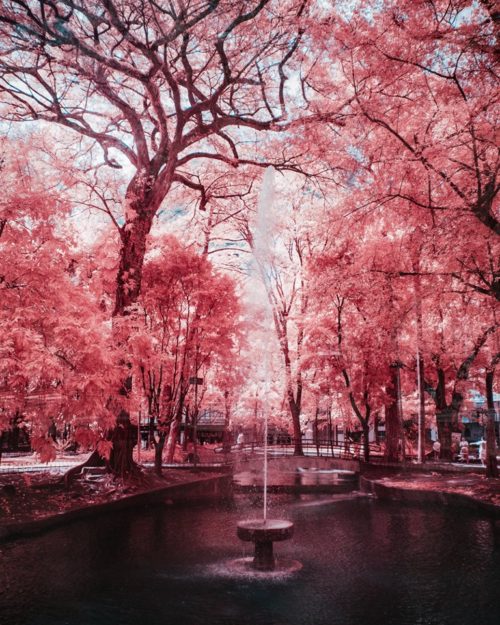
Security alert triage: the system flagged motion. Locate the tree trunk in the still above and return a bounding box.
[223,390,232,454]
[417,352,426,463]
[165,419,180,463]
[362,420,370,462]
[435,409,453,461]
[314,403,320,456]
[288,393,303,456]
[384,364,401,462]
[148,416,155,449]
[274,300,303,456]
[113,201,154,317]
[413,253,427,463]
[283,343,303,455]
[372,413,378,444]
[154,433,166,476]
[109,203,154,476]
[108,409,138,478]
[438,325,496,462]
[485,369,499,478]
[164,398,185,463]
[434,368,453,461]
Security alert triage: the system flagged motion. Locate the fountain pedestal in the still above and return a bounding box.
[237,519,294,571]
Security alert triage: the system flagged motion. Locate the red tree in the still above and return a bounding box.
[0,140,119,462]
[0,0,323,472]
[132,236,242,473]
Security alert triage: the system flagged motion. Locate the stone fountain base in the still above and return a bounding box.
[237,519,294,571]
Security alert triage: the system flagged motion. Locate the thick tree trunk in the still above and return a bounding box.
[113,201,154,317]
[384,364,401,463]
[434,368,453,461]
[281,344,303,456]
[433,326,496,464]
[109,202,154,476]
[485,369,499,478]
[148,416,155,449]
[108,409,138,477]
[165,419,180,463]
[374,413,380,444]
[165,397,186,463]
[275,302,303,456]
[154,433,166,476]
[288,394,303,456]
[436,409,453,461]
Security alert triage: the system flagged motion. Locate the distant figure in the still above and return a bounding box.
[236,432,244,450]
[479,439,487,466]
[459,439,469,463]
[432,439,441,461]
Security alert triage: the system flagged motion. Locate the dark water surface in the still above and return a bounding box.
[1,495,499,625]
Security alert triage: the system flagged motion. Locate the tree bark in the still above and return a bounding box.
[165,419,180,464]
[164,398,185,463]
[341,368,372,463]
[417,352,426,463]
[414,265,426,463]
[113,203,154,317]
[109,197,155,476]
[361,420,370,462]
[384,363,401,462]
[434,368,453,461]
[154,432,167,476]
[288,391,304,456]
[223,390,232,454]
[485,368,499,478]
[435,409,453,461]
[281,324,303,456]
[108,409,138,478]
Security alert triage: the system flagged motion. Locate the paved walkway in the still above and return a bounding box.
[0,452,86,474]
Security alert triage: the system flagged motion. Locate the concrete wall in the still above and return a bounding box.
[233,455,359,473]
[0,473,233,541]
[360,476,500,518]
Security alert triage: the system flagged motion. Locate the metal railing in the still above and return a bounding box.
[219,438,385,460]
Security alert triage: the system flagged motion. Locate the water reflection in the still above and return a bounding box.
[0,497,499,625]
[234,468,358,492]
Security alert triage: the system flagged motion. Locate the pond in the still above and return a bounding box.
[233,467,357,492]
[0,494,499,625]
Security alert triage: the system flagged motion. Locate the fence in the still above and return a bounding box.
[227,438,385,460]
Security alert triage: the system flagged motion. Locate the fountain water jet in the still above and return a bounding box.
[236,166,296,573]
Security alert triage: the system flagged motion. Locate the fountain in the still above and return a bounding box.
[236,518,294,570]
[235,166,296,573]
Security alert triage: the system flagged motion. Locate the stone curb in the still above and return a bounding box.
[360,476,500,518]
[0,473,233,541]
